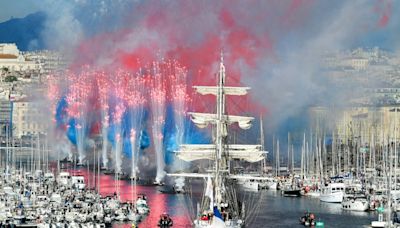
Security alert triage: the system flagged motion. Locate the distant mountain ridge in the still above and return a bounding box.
[0,11,46,51]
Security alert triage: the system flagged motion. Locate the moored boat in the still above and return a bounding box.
[283,188,302,197]
[320,183,346,203]
[342,195,369,211]
[299,212,316,227]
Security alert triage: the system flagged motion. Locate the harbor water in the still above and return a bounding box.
[83,170,376,228]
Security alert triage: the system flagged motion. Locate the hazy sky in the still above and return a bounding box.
[2,0,399,133]
[0,0,44,22]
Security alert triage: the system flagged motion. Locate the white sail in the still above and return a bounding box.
[205,176,214,211]
[168,53,261,227]
[194,86,250,96]
[189,112,254,129]
[176,144,266,162]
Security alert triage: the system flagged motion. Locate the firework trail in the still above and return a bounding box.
[96,71,111,169]
[111,69,128,173]
[125,75,146,178]
[65,68,92,164]
[166,61,190,188]
[149,62,167,184]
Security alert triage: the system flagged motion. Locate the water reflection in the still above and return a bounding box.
[250,191,375,228]
[72,169,193,227]
[71,169,376,228]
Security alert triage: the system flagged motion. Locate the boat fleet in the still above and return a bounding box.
[237,173,391,212]
[4,52,400,227]
[0,168,150,227]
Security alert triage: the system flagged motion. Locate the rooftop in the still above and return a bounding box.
[0,54,18,59]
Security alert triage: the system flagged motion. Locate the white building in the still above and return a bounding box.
[0,99,12,137]
[0,43,41,72]
[23,50,67,74]
[351,58,369,70]
[0,43,19,56]
[12,100,47,138]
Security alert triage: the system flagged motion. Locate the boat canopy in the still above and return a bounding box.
[176,144,266,162]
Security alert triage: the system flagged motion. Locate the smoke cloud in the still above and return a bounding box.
[33,0,400,167]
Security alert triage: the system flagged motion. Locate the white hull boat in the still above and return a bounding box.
[320,191,344,203]
[268,182,278,190]
[305,191,320,198]
[238,179,259,191]
[342,196,369,211]
[320,183,346,203]
[194,218,244,228]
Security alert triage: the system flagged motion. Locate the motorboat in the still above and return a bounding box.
[282,188,302,197]
[71,175,86,190]
[57,172,71,186]
[342,195,369,211]
[158,213,173,227]
[299,212,316,227]
[320,183,346,203]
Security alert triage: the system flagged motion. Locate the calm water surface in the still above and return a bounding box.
[76,169,376,228]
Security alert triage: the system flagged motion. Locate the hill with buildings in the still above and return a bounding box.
[0,12,46,51]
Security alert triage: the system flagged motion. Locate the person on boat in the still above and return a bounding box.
[158,212,173,227]
[300,211,308,224]
[207,211,213,221]
[300,211,315,226]
[393,211,400,224]
[201,213,209,221]
[221,207,228,221]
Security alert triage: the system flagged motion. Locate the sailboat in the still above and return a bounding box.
[235,116,272,191]
[168,53,267,227]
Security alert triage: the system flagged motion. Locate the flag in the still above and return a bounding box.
[212,206,226,228]
[205,176,213,210]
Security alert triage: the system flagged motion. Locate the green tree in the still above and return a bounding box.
[4,75,17,82]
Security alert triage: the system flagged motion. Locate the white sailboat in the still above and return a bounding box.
[168,53,267,227]
[236,117,273,192]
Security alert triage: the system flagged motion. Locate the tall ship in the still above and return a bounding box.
[169,53,267,227]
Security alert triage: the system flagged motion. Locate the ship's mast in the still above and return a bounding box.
[168,53,267,222]
[215,52,226,206]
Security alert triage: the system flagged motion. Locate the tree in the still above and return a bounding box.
[4,75,17,82]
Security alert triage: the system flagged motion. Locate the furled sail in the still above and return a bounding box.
[193,86,250,96]
[189,112,254,130]
[176,144,266,162]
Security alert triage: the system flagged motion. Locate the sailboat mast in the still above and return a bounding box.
[260,116,266,174]
[272,134,278,177]
[287,132,290,174]
[214,52,226,206]
[277,139,280,176]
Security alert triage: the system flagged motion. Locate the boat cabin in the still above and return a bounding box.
[44,172,55,182]
[58,172,71,185]
[71,175,86,190]
[322,183,346,194]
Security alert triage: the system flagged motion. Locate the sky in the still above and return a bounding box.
[1,0,398,50]
[0,0,43,22]
[2,0,400,140]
